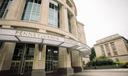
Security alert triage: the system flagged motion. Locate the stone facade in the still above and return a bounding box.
[94,34,128,62]
[0,0,90,76]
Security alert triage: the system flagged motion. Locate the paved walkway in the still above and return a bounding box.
[71,69,128,76]
[84,68,128,71]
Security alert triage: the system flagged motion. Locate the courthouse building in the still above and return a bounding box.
[94,34,128,62]
[0,0,90,76]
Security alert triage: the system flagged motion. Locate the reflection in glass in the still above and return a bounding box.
[45,46,58,73]
[48,2,59,28]
[22,0,41,21]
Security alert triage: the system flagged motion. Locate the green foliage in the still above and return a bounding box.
[95,59,114,66]
[87,56,115,66]
[122,62,128,68]
[89,47,96,61]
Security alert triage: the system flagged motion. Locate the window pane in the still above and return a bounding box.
[48,2,59,28]
[105,43,111,56]
[22,0,41,21]
[100,45,105,56]
[23,13,30,20]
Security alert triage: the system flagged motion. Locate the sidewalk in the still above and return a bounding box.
[84,68,128,72]
[71,69,128,76]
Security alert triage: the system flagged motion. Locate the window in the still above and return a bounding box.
[113,51,118,55]
[45,46,58,72]
[10,43,34,75]
[66,0,72,8]
[110,42,116,51]
[105,43,111,56]
[68,13,72,33]
[0,0,12,18]
[12,44,35,60]
[100,45,105,56]
[0,41,4,49]
[110,42,118,55]
[22,0,41,21]
[48,2,59,28]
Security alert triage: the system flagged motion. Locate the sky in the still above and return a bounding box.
[74,0,128,47]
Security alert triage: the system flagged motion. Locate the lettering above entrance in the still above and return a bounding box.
[16,31,64,42]
[0,28,90,56]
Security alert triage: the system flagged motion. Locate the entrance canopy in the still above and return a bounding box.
[0,28,90,56]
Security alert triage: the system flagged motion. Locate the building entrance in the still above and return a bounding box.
[10,43,35,75]
[45,46,58,73]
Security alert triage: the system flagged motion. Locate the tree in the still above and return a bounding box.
[89,47,96,61]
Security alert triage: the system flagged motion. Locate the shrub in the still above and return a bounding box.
[86,56,115,66]
[122,62,128,68]
[95,59,114,66]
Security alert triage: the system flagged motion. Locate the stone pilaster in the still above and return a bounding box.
[5,0,26,20]
[71,50,83,73]
[59,5,69,32]
[70,16,78,38]
[40,0,49,25]
[0,42,16,75]
[58,47,73,76]
[32,44,46,76]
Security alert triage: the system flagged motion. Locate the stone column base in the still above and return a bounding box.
[57,68,73,76]
[73,67,83,73]
[32,69,45,76]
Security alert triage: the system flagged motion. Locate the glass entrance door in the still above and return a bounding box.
[10,43,35,75]
[45,46,58,73]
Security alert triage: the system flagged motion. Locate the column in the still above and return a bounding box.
[32,44,46,76]
[5,0,26,20]
[71,50,83,73]
[70,16,78,38]
[40,0,49,25]
[2,0,25,28]
[58,47,73,76]
[59,5,69,32]
[0,42,16,75]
